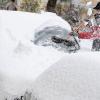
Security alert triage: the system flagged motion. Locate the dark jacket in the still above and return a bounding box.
[94,13,100,25]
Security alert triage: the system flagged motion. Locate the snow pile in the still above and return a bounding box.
[33,52,100,100]
[0,10,71,97]
[0,10,71,42]
[0,10,100,100]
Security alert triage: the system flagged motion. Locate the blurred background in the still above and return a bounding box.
[0,0,99,25]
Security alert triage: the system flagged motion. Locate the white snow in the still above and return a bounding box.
[0,10,100,100]
[33,52,100,100]
[0,10,70,96]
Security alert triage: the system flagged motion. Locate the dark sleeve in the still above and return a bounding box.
[94,13,100,19]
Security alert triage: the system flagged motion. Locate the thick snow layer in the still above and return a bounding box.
[0,10,71,42]
[0,10,100,100]
[0,10,71,96]
[33,52,100,100]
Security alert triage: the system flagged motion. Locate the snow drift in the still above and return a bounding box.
[0,10,100,100]
[0,10,71,42]
[33,52,100,100]
[0,10,71,97]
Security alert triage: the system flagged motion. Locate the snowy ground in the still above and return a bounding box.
[0,10,100,100]
[33,52,100,100]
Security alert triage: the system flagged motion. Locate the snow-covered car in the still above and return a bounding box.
[0,10,100,100]
[0,10,71,99]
